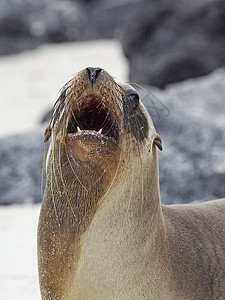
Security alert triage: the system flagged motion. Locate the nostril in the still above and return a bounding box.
[86,67,103,84]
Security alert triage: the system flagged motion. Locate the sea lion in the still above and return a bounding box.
[38,67,225,300]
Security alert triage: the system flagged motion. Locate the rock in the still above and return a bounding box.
[0,0,85,55]
[121,0,225,87]
[0,0,141,55]
[79,0,145,40]
[0,127,44,204]
[2,0,225,89]
[140,67,225,204]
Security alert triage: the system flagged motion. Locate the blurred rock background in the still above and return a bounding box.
[1,0,225,205]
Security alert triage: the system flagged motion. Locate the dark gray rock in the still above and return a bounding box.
[0,0,142,55]
[140,67,225,204]
[0,127,44,204]
[121,0,225,88]
[3,0,225,91]
[0,0,85,55]
[79,0,145,40]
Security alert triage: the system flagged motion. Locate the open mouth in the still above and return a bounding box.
[66,95,119,142]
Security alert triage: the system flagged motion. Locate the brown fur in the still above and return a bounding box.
[38,68,225,299]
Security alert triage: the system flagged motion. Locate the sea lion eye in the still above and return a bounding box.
[128,91,139,110]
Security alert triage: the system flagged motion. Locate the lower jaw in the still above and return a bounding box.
[66,132,118,165]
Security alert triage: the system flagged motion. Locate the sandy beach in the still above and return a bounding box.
[0,40,127,299]
[0,204,41,300]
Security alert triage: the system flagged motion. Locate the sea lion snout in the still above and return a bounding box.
[65,90,120,163]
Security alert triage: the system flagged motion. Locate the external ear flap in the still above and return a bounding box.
[154,135,163,151]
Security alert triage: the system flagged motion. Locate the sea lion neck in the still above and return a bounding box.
[105,144,163,224]
[70,146,167,299]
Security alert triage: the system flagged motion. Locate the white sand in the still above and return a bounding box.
[0,39,128,138]
[0,204,41,300]
[0,40,127,299]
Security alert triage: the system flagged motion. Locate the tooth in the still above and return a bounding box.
[77,126,81,133]
[97,128,102,135]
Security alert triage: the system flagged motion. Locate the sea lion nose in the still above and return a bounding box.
[86,67,103,84]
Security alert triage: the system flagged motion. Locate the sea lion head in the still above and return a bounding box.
[45,67,162,177]
[43,67,163,223]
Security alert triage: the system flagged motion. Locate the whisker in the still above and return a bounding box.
[125,126,135,219]
[50,139,60,227]
[137,144,144,217]
[58,139,78,222]
[64,145,89,193]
